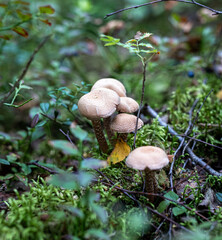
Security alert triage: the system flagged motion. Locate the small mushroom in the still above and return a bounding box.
[126,146,169,203]
[117,97,139,113]
[78,88,120,153]
[91,78,127,146]
[110,113,144,142]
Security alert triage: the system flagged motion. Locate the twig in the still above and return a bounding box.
[27,161,58,174]
[178,135,222,150]
[59,129,76,148]
[133,61,147,149]
[104,0,222,18]
[146,105,222,177]
[0,34,51,107]
[169,98,199,190]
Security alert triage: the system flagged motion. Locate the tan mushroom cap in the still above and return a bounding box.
[78,88,120,120]
[110,113,144,133]
[91,78,126,97]
[117,97,139,113]
[126,146,169,171]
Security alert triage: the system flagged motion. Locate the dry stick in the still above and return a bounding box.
[104,0,222,18]
[169,98,199,190]
[0,34,51,107]
[146,105,222,177]
[179,134,222,150]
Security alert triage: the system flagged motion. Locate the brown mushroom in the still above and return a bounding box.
[110,113,144,142]
[91,78,127,146]
[117,97,139,113]
[78,88,120,153]
[126,146,169,203]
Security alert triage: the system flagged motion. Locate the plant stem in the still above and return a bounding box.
[132,61,147,149]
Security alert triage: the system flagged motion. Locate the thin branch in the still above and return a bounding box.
[133,61,147,150]
[146,105,222,177]
[27,161,58,174]
[0,34,51,107]
[104,0,222,18]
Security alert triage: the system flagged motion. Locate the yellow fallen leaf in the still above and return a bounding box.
[107,139,131,165]
[216,90,222,100]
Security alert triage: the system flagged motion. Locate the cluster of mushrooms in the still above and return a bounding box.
[78,78,169,202]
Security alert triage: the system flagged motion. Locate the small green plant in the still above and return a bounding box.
[101,32,159,147]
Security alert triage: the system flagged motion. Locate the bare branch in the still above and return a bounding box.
[104,0,222,19]
[0,34,51,107]
[145,105,222,177]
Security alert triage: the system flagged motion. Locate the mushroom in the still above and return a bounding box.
[117,97,139,113]
[78,88,120,153]
[125,146,169,203]
[91,78,126,97]
[91,78,127,146]
[110,113,144,142]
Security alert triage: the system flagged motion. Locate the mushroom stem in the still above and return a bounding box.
[144,168,157,203]
[91,119,109,153]
[103,117,116,146]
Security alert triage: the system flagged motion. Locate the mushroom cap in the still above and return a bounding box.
[78,88,120,120]
[126,146,169,171]
[91,78,126,97]
[117,97,139,113]
[110,113,144,133]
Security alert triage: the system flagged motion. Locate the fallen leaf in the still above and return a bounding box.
[216,89,222,100]
[107,139,130,165]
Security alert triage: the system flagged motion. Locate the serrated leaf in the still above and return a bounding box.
[172,206,187,216]
[107,139,131,165]
[12,26,28,38]
[39,5,55,14]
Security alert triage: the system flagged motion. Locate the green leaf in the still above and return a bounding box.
[49,172,78,190]
[216,192,222,203]
[49,140,80,156]
[172,206,187,216]
[12,26,28,38]
[157,200,170,213]
[0,159,10,165]
[81,158,105,169]
[91,204,108,223]
[84,229,110,240]
[70,125,87,141]
[39,5,55,14]
[164,191,179,201]
[104,42,118,46]
[40,102,50,113]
